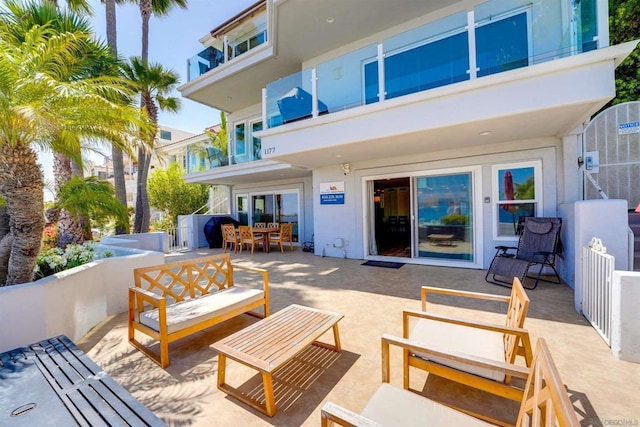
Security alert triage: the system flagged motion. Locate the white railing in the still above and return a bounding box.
[581,237,614,345]
[167,226,191,252]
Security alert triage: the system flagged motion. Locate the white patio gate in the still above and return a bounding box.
[581,237,614,345]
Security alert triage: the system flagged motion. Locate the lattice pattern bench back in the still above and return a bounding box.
[133,254,234,306]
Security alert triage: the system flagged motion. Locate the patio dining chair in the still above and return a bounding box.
[400,277,533,404]
[321,338,579,426]
[238,225,265,254]
[254,222,266,229]
[267,222,280,229]
[485,217,563,290]
[269,223,293,252]
[221,223,239,253]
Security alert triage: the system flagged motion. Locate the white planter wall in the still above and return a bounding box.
[0,246,164,353]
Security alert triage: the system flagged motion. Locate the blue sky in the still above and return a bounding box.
[40,0,256,198]
[87,0,256,133]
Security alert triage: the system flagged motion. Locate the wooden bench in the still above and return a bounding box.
[321,338,579,426]
[128,253,269,368]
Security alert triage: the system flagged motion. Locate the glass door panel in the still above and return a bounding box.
[275,193,299,242]
[251,194,274,224]
[416,172,474,261]
[236,194,249,225]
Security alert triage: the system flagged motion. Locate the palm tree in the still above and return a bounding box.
[0,197,9,285]
[133,0,187,232]
[0,5,147,285]
[28,0,116,246]
[104,0,131,235]
[56,176,129,228]
[45,0,132,236]
[121,57,181,233]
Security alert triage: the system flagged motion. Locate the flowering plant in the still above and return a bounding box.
[34,242,112,280]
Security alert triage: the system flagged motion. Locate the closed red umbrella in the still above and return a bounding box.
[503,171,517,233]
[503,171,514,211]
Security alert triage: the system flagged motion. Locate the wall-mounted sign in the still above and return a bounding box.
[320,181,345,205]
[618,121,640,135]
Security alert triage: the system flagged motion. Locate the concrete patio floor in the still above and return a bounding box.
[77,248,640,426]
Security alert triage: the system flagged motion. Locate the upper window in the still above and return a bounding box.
[160,130,172,140]
[364,31,469,104]
[492,161,542,239]
[234,123,246,156]
[476,11,529,77]
[251,120,263,160]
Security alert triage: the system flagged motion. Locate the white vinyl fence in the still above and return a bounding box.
[581,237,614,345]
[167,226,190,252]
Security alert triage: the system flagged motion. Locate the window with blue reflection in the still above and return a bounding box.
[580,0,598,53]
[252,121,263,160]
[476,12,528,77]
[364,32,469,103]
[234,123,246,157]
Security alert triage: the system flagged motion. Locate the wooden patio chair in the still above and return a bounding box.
[221,224,239,253]
[254,222,266,229]
[400,277,533,403]
[321,338,579,426]
[269,223,293,252]
[238,225,264,254]
[267,222,280,229]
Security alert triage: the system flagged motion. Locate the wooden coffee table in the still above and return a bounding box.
[210,304,343,416]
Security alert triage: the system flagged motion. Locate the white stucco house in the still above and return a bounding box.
[177,0,636,277]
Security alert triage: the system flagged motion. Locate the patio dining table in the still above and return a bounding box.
[251,227,280,253]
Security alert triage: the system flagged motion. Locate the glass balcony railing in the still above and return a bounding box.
[266,69,313,128]
[185,144,229,174]
[187,47,224,82]
[187,23,268,81]
[264,0,600,130]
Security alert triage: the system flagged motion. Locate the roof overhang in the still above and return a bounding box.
[183,160,311,185]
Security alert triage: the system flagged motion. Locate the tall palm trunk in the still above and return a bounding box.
[0,205,11,285]
[54,152,84,247]
[106,0,129,234]
[0,144,44,285]
[134,0,153,233]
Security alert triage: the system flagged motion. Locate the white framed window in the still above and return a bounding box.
[250,119,263,160]
[234,122,246,157]
[492,160,542,239]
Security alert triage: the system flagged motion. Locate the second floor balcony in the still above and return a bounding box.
[263,0,603,129]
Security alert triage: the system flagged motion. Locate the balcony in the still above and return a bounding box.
[264,0,601,130]
[187,24,268,82]
[186,2,268,82]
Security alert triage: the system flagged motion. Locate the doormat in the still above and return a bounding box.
[361,260,404,269]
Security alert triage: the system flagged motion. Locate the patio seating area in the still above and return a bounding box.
[77,248,640,426]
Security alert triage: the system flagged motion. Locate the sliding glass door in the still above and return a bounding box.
[415,171,475,262]
[250,191,300,242]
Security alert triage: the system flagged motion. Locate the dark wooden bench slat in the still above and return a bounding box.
[0,336,164,426]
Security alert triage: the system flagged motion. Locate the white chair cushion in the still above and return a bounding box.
[140,286,264,334]
[361,383,493,426]
[410,318,506,382]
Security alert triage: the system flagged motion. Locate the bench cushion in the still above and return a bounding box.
[361,383,493,426]
[410,318,506,382]
[140,286,264,334]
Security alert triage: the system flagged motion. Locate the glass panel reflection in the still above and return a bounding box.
[416,173,473,261]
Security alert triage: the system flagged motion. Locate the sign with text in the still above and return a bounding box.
[320,181,345,205]
[618,121,640,135]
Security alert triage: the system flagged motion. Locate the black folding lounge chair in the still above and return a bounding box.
[485,217,562,290]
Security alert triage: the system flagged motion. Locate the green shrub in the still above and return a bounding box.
[440,214,468,225]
